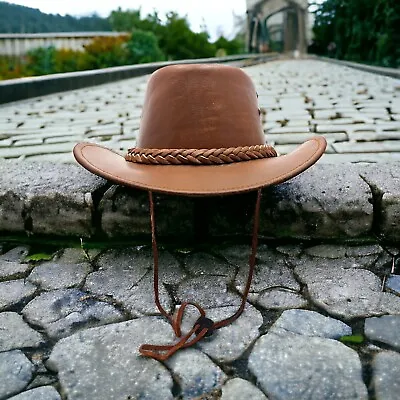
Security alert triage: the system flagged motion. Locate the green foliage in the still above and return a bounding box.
[126,30,164,63]
[25,252,54,262]
[159,12,216,60]
[339,334,364,344]
[0,5,246,80]
[26,46,57,75]
[83,35,130,69]
[311,0,400,68]
[0,56,30,80]
[214,36,244,55]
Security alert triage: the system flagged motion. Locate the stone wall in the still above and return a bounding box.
[0,159,399,243]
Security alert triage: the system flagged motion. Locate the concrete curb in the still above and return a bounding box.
[0,54,279,104]
[309,56,400,79]
[0,159,399,242]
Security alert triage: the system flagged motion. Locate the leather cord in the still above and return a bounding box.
[138,189,262,361]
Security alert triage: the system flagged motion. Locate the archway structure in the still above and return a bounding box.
[246,0,308,54]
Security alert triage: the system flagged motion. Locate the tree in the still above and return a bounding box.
[311,0,400,68]
[126,30,164,64]
[159,12,216,60]
[214,36,244,55]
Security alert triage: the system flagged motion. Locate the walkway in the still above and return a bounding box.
[0,59,399,163]
[0,59,399,400]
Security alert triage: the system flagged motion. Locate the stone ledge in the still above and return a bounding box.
[0,54,279,105]
[1,159,399,241]
[310,56,400,79]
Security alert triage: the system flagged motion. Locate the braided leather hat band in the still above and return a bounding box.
[125,144,278,165]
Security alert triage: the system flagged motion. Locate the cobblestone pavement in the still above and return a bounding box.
[0,240,399,399]
[1,60,400,399]
[0,59,399,164]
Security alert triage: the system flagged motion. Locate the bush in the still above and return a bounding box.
[126,30,164,64]
[26,46,57,75]
[83,35,130,69]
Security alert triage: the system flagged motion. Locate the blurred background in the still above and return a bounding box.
[0,0,399,80]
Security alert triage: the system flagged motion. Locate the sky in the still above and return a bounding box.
[8,0,247,40]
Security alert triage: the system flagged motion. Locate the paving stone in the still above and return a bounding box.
[177,275,241,309]
[47,318,174,400]
[0,350,35,399]
[221,378,267,400]
[0,246,30,262]
[216,244,255,267]
[28,262,91,290]
[294,265,400,318]
[0,142,77,158]
[192,304,263,363]
[305,244,383,258]
[22,288,124,339]
[268,126,311,134]
[7,386,61,400]
[320,152,400,163]
[13,139,44,147]
[266,132,346,145]
[0,260,32,280]
[25,152,75,163]
[235,248,299,293]
[248,333,368,400]
[360,163,400,240]
[256,289,307,310]
[185,252,235,279]
[372,351,400,400]
[293,251,380,273]
[259,163,373,239]
[387,274,400,295]
[85,247,181,315]
[0,312,44,352]
[365,315,400,350]
[333,140,400,153]
[0,279,36,311]
[88,270,173,316]
[269,309,352,339]
[275,244,303,256]
[166,349,226,399]
[0,160,106,236]
[53,247,100,264]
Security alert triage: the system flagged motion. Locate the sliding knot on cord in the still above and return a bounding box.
[194,316,214,337]
[139,302,214,361]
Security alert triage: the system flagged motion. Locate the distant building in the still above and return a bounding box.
[0,32,129,56]
[246,0,309,54]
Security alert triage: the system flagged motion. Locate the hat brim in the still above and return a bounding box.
[73,136,327,196]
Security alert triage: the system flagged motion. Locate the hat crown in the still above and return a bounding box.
[137,64,265,149]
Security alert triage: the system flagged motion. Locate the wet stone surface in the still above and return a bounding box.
[0,239,399,399]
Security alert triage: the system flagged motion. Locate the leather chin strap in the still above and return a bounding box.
[139,189,262,361]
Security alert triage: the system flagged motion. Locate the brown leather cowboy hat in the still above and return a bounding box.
[73,64,327,195]
[73,64,327,361]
